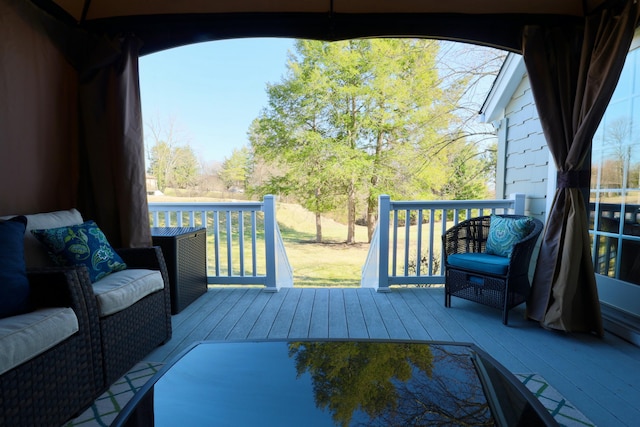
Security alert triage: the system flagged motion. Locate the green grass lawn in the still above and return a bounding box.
[274,203,370,287]
[196,201,370,287]
[270,203,444,287]
[202,202,447,287]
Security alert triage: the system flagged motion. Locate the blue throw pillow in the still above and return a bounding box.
[0,216,31,318]
[32,220,127,283]
[485,215,534,258]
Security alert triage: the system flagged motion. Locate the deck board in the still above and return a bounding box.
[309,288,330,337]
[248,289,288,339]
[328,289,348,338]
[268,287,302,339]
[288,287,314,338]
[356,288,390,339]
[386,291,428,340]
[226,289,272,340]
[343,289,368,339]
[145,286,640,427]
[373,291,411,339]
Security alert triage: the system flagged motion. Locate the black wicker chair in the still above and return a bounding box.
[5,208,172,406]
[0,269,101,426]
[442,215,543,325]
[75,246,173,387]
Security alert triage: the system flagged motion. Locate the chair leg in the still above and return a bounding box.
[502,307,509,325]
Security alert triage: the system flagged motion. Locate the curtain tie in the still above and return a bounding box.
[557,170,590,189]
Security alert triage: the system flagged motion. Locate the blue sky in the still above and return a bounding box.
[139,38,296,165]
[139,38,497,166]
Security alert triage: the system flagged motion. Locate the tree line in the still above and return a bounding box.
[147,39,504,243]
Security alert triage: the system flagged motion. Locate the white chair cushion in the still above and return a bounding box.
[92,269,164,317]
[0,307,79,375]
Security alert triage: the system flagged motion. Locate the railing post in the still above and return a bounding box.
[511,193,526,215]
[263,195,294,291]
[377,195,391,292]
[263,195,277,291]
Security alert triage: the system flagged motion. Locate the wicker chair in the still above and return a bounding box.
[442,215,543,325]
[2,208,173,416]
[75,246,173,387]
[0,269,101,426]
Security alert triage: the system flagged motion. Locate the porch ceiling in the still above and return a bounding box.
[46,0,609,19]
[34,0,612,54]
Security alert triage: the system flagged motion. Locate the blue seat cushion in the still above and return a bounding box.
[447,253,510,276]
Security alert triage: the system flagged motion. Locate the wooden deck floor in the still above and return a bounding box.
[146,286,640,426]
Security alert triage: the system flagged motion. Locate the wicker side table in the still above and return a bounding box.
[151,227,207,314]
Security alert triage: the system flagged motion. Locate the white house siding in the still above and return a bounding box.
[500,74,549,220]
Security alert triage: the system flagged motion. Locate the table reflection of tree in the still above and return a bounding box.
[288,342,493,427]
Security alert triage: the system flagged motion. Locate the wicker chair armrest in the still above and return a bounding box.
[116,246,165,270]
[506,218,544,275]
[514,220,543,248]
[26,267,104,392]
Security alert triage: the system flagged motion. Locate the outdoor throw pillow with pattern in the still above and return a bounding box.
[32,220,127,282]
[485,215,534,258]
[0,216,31,318]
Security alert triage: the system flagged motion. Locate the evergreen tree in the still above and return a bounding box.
[251,39,500,243]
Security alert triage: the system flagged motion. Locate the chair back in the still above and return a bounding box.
[443,215,543,261]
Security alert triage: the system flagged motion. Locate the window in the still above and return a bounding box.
[590,44,640,285]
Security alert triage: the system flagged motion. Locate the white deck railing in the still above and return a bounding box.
[148,195,293,291]
[361,194,526,292]
[149,194,525,291]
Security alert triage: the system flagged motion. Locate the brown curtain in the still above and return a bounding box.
[76,35,151,248]
[0,0,79,215]
[523,1,640,336]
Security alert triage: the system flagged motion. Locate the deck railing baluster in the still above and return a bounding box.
[213,211,220,276]
[239,211,245,277]
[251,211,257,276]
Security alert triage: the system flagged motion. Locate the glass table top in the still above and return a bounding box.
[114,340,556,426]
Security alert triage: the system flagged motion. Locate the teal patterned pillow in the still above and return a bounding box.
[485,215,534,258]
[32,220,127,282]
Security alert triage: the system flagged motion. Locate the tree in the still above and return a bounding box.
[440,138,494,200]
[602,117,632,188]
[147,140,173,191]
[251,39,502,243]
[249,51,352,242]
[172,145,199,189]
[219,147,251,191]
[146,116,200,191]
[198,160,225,193]
[252,40,443,243]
